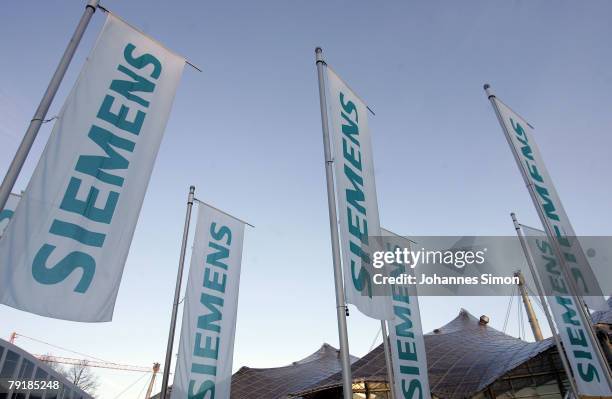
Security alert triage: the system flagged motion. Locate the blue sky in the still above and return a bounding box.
[1,1,612,397]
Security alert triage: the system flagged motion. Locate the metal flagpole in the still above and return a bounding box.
[315,47,353,399]
[485,83,612,389]
[0,0,99,213]
[511,213,579,398]
[381,320,396,399]
[160,186,195,399]
[514,270,544,342]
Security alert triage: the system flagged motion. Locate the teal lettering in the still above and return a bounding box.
[210,223,232,245]
[536,239,553,256]
[97,95,145,135]
[75,125,135,187]
[347,207,368,245]
[568,327,588,347]
[0,209,14,225]
[197,293,223,333]
[401,379,423,399]
[344,165,365,215]
[123,43,162,79]
[206,243,229,270]
[525,161,543,183]
[188,380,214,399]
[349,241,370,264]
[191,363,216,376]
[399,366,420,376]
[194,333,220,360]
[341,112,360,146]
[32,244,95,293]
[392,284,410,304]
[203,267,226,293]
[550,275,568,294]
[343,137,362,170]
[49,219,105,247]
[556,297,579,326]
[110,65,155,108]
[534,184,559,221]
[578,363,600,383]
[510,118,534,160]
[397,339,417,362]
[351,259,372,297]
[574,350,592,360]
[339,92,358,122]
[60,177,118,224]
[543,255,559,275]
[394,306,415,338]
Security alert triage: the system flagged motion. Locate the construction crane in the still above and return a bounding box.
[145,363,161,399]
[514,270,544,341]
[9,333,162,399]
[502,272,545,342]
[34,354,153,373]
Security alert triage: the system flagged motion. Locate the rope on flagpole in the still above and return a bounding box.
[95,4,202,72]
[368,325,382,353]
[193,197,254,228]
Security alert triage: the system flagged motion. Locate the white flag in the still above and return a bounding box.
[522,224,612,397]
[172,203,245,399]
[326,67,391,320]
[491,96,604,310]
[382,229,431,399]
[0,14,185,321]
[0,193,20,238]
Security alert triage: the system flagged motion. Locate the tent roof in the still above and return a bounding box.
[292,309,554,399]
[591,297,612,325]
[230,343,357,399]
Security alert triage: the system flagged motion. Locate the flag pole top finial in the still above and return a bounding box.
[87,0,100,9]
[483,83,495,98]
[483,83,490,90]
[315,47,325,64]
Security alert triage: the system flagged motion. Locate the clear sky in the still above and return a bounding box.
[1,1,612,398]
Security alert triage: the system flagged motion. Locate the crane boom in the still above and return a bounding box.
[36,354,152,373]
[145,363,161,399]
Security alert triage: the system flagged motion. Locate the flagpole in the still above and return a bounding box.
[511,212,579,398]
[160,185,195,399]
[485,83,612,389]
[381,320,396,399]
[315,47,353,399]
[0,0,99,213]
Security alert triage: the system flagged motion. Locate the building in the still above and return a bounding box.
[291,309,574,399]
[592,297,612,364]
[153,344,356,399]
[230,344,357,399]
[0,338,92,399]
[155,302,612,399]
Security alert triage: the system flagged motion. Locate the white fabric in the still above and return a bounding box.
[326,67,391,320]
[382,229,431,399]
[494,98,604,311]
[0,193,20,237]
[0,14,185,321]
[521,225,611,396]
[172,203,245,399]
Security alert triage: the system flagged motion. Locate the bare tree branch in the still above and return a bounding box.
[40,354,99,397]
